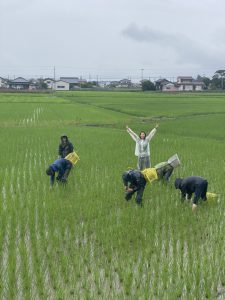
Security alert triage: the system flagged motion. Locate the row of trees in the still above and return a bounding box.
[200,70,225,90]
[141,70,225,91]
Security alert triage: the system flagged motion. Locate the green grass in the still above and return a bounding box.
[0,91,224,299]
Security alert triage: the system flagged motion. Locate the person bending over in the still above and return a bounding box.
[46,158,72,186]
[122,170,147,206]
[174,176,208,211]
[153,161,174,182]
[122,155,180,206]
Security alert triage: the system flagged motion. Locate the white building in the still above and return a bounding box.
[0,77,7,88]
[44,78,55,89]
[52,77,87,90]
[177,76,204,91]
[53,80,70,91]
[162,83,178,92]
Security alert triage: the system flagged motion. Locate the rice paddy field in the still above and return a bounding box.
[0,91,224,299]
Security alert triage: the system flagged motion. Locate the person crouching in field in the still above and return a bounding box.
[153,161,174,182]
[153,154,181,182]
[46,158,72,186]
[174,176,208,211]
[122,169,147,206]
[126,124,158,170]
[58,134,74,158]
[122,155,180,206]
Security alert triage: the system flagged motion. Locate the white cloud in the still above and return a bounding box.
[1,0,225,79]
[122,23,225,69]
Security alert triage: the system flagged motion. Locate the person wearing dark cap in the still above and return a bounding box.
[174,176,208,211]
[58,134,74,158]
[122,169,147,206]
[122,154,181,206]
[46,158,72,186]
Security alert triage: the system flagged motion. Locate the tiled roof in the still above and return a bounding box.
[10,77,29,83]
[60,77,79,84]
[155,78,169,83]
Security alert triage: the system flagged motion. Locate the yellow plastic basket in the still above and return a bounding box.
[141,168,158,183]
[206,192,218,202]
[65,151,79,165]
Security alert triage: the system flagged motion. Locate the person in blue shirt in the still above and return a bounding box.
[46,158,72,186]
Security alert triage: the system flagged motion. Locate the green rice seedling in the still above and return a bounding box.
[0,91,224,298]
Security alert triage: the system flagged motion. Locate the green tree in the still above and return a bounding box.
[212,70,225,90]
[80,81,99,88]
[141,80,155,91]
[211,77,221,90]
[37,78,48,89]
[202,77,211,90]
[196,75,211,90]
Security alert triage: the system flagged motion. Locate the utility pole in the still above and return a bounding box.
[221,70,225,91]
[52,66,56,92]
[140,68,144,82]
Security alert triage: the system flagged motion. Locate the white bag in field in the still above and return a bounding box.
[167,154,181,168]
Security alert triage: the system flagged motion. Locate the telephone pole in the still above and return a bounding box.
[52,66,56,92]
[140,68,144,81]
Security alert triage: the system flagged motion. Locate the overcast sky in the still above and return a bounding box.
[1,0,225,80]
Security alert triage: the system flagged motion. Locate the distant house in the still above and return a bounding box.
[28,81,39,90]
[176,76,204,91]
[60,77,87,89]
[118,79,132,88]
[44,78,55,89]
[98,81,111,88]
[162,83,178,92]
[0,77,8,88]
[9,77,30,90]
[98,81,119,88]
[53,80,70,91]
[155,78,171,90]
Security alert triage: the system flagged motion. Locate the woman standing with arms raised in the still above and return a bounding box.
[126,124,158,170]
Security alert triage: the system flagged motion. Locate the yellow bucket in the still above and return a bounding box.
[206,192,218,202]
[141,168,158,183]
[65,151,79,165]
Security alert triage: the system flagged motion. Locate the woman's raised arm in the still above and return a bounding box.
[146,124,159,141]
[126,126,139,142]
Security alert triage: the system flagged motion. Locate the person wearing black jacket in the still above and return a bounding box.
[174,176,208,211]
[58,134,74,158]
[122,170,147,206]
